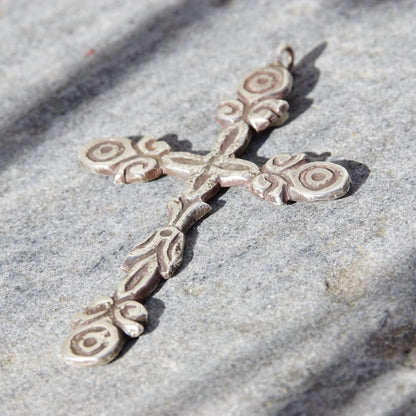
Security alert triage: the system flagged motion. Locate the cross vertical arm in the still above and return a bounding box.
[61,45,350,367]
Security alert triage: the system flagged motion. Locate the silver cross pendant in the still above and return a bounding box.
[61,45,351,367]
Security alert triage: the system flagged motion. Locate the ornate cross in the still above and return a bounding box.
[61,46,350,367]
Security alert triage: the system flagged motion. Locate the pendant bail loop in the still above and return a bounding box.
[274,43,295,71]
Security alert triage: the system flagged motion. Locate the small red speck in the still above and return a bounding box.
[86,48,95,56]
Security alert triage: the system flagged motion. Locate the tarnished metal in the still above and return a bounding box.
[61,45,351,367]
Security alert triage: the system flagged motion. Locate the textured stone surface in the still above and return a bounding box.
[1,0,415,415]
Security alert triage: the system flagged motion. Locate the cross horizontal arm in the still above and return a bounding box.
[62,45,351,367]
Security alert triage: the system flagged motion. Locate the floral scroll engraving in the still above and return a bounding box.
[248,154,350,205]
[61,197,212,367]
[62,45,352,367]
[79,136,171,184]
[61,297,148,367]
[217,63,292,132]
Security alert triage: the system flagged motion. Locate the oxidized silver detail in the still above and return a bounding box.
[62,45,351,367]
[61,296,147,367]
[79,136,170,184]
[248,154,350,205]
[217,57,292,132]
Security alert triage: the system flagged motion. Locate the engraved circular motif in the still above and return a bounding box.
[299,165,339,191]
[83,337,97,348]
[61,320,125,367]
[244,70,280,94]
[87,140,125,162]
[70,325,115,357]
[311,172,326,181]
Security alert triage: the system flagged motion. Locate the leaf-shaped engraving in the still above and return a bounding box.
[121,230,159,272]
[122,226,183,273]
[157,227,185,279]
[161,152,207,179]
[247,99,289,132]
[216,99,245,128]
[119,225,186,301]
[115,254,161,303]
[167,197,212,232]
[211,121,251,158]
[182,170,221,201]
[193,172,216,194]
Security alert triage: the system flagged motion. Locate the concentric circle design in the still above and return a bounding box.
[298,165,339,191]
[87,140,125,162]
[70,325,113,357]
[243,70,280,94]
[61,320,124,367]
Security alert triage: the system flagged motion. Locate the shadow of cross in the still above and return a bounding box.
[62,46,351,368]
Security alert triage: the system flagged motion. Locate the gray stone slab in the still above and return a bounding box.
[1,0,415,415]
